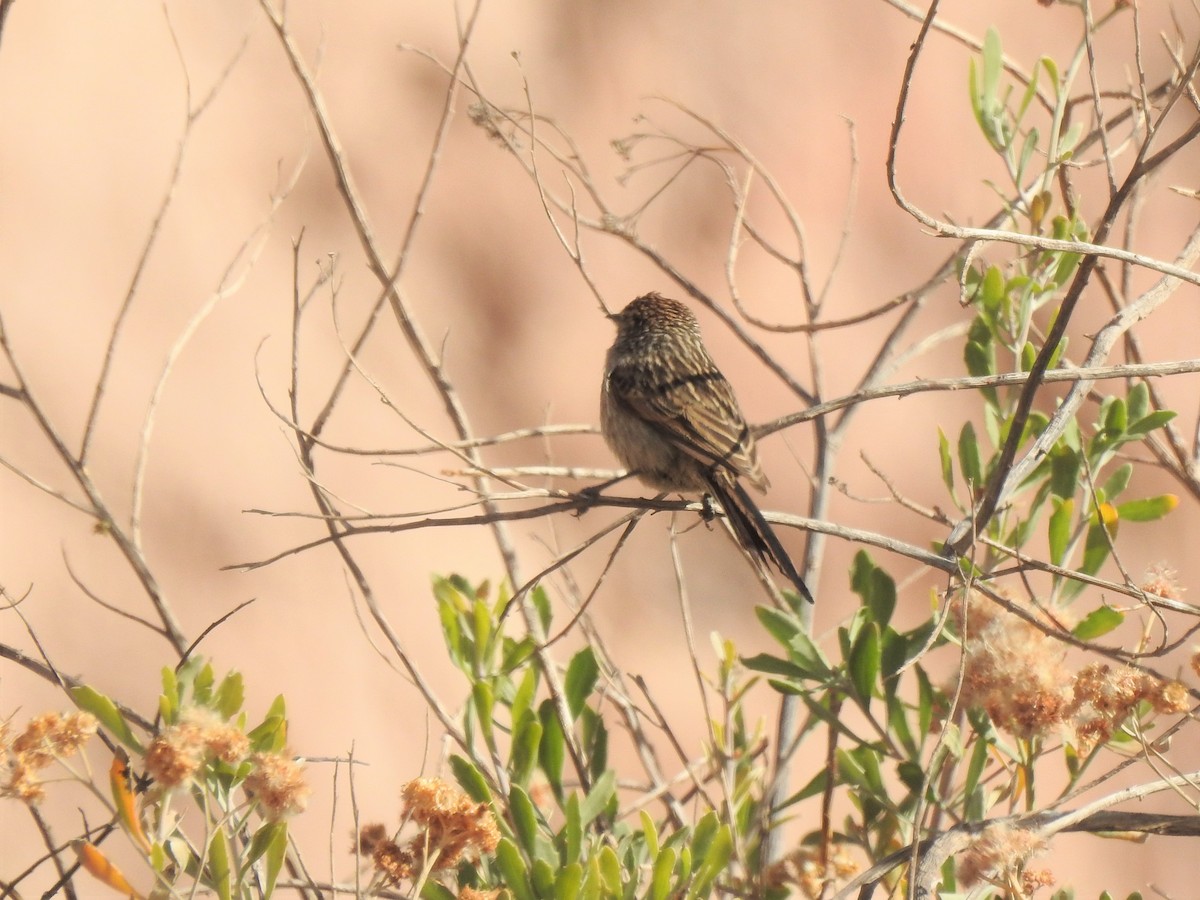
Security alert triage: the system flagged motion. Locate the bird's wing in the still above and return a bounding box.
[607,363,767,488]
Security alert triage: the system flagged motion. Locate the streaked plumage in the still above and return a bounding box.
[601,293,814,603]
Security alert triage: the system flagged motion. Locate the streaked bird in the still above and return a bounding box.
[600,292,813,604]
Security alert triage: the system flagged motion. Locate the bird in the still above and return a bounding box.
[600,292,814,604]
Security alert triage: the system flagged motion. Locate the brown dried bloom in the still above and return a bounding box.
[764,845,860,899]
[401,777,501,870]
[3,758,46,804]
[355,823,415,885]
[1141,563,1184,601]
[12,712,98,768]
[2,712,98,804]
[958,824,1049,892]
[144,708,250,788]
[458,889,501,900]
[951,592,1073,739]
[1069,663,1189,755]
[244,752,310,820]
[1192,649,1200,679]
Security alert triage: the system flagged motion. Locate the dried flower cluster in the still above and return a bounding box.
[764,844,860,899]
[952,593,1074,739]
[358,777,500,886]
[1140,563,1184,601]
[143,707,307,819]
[243,751,311,820]
[958,824,1053,896]
[953,592,1191,750]
[1,712,98,804]
[145,707,250,787]
[1069,662,1190,755]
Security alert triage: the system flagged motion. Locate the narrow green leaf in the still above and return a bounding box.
[689,825,732,897]
[958,422,983,490]
[554,863,583,900]
[937,427,955,494]
[1127,382,1149,423]
[1048,446,1080,499]
[649,847,676,900]
[538,701,565,798]
[563,793,582,864]
[848,624,881,708]
[532,858,556,896]
[473,681,496,750]
[213,672,244,721]
[755,605,801,645]
[1100,463,1133,502]
[70,686,142,753]
[640,810,660,859]
[578,770,616,826]
[495,838,535,900]
[208,830,233,900]
[564,648,600,719]
[509,785,540,857]
[1127,410,1177,435]
[1048,497,1072,567]
[1073,606,1124,641]
[263,822,288,899]
[449,754,492,803]
[509,710,542,787]
[511,665,539,728]
[1115,495,1178,522]
[1102,397,1127,436]
[598,845,623,894]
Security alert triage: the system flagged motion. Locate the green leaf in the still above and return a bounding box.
[472,598,493,672]
[564,648,600,719]
[554,863,583,900]
[563,793,582,863]
[640,810,660,859]
[1127,382,1149,423]
[1115,495,1178,522]
[509,711,542,787]
[848,624,881,708]
[1080,515,1115,576]
[538,701,565,798]
[1103,397,1128,436]
[578,770,616,826]
[755,605,801,645]
[509,785,540,857]
[495,838,535,900]
[511,666,538,727]
[214,672,244,721]
[473,681,496,750]
[421,884,456,900]
[937,427,955,494]
[689,824,732,898]
[1073,605,1124,640]
[958,422,983,490]
[649,847,676,900]
[851,552,897,628]
[70,686,142,753]
[598,846,623,895]
[208,830,233,900]
[1048,497,1072,567]
[449,754,492,803]
[531,855,555,896]
[1127,410,1177,436]
[1048,446,1080,499]
[1100,463,1133,502]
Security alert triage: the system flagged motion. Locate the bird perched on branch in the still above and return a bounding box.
[600,292,814,604]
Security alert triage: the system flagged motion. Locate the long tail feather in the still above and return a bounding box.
[706,476,815,604]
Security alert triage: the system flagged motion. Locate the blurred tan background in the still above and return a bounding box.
[3,1,1199,895]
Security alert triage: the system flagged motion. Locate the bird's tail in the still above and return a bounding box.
[706,476,815,604]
